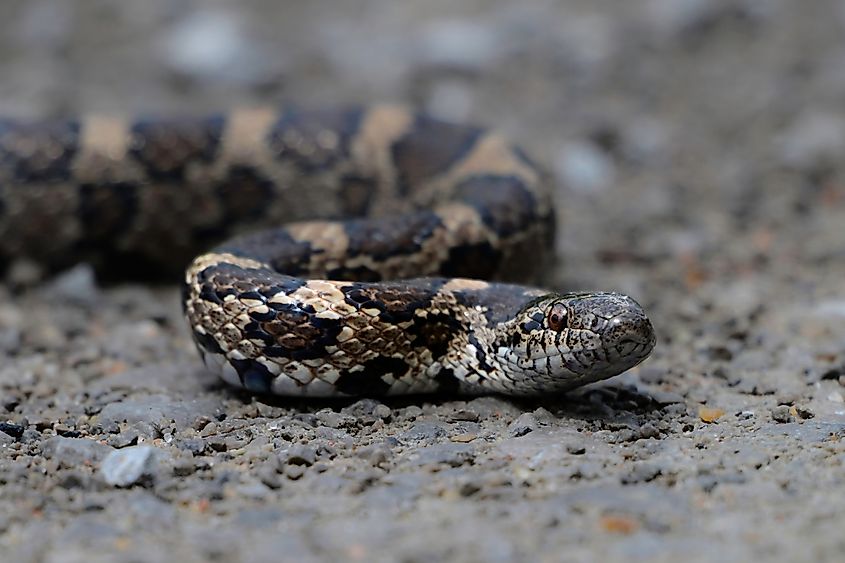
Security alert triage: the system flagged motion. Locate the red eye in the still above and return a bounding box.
[547,303,567,331]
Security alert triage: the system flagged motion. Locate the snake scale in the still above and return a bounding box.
[0,104,655,396]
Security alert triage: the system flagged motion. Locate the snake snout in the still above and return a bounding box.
[600,298,656,365]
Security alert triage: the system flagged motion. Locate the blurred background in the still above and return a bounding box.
[2,1,845,561]
[1,0,843,296]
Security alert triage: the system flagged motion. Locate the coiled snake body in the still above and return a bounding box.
[0,105,655,396]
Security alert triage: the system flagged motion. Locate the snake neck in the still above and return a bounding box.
[439,318,528,395]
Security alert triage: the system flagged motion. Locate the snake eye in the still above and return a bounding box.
[547,302,568,332]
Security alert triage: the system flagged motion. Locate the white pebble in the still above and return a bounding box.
[101,445,157,487]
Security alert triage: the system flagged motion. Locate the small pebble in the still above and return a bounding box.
[405,444,475,468]
[565,441,587,455]
[45,264,99,305]
[356,443,393,467]
[0,422,25,440]
[372,405,392,420]
[42,437,113,467]
[448,409,480,423]
[279,444,317,466]
[256,463,282,489]
[172,459,198,477]
[508,413,539,437]
[315,409,345,429]
[637,422,661,440]
[0,433,14,448]
[283,464,306,480]
[106,429,140,449]
[771,405,795,424]
[620,462,661,484]
[399,422,447,444]
[100,446,157,487]
[401,406,423,420]
[698,407,725,423]
[795,406,815,419]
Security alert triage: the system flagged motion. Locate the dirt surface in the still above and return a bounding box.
[1,1,845,561]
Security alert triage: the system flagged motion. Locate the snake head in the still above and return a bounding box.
[499,292,656,393]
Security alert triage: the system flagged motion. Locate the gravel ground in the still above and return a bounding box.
[2,1,845,561]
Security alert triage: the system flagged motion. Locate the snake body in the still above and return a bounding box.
[0,105,655,396]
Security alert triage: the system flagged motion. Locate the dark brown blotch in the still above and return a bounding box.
[129,115,224,180]
[451,282,540,325]
[213,165,277,223]
[269,107,363,173]
[76,181,140,244]
[216,229,314,278]
[339,174,379,217]
[0,119,80,183]
[344,281,440,324]
[342,211,443,262]
[391,114,482,196]
[453,174,537,238]
[407,311,462,359]
[440,241,502,280]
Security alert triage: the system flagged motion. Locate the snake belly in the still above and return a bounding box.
[0,105,656,396]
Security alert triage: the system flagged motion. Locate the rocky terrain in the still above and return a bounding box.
[1,1,844,561]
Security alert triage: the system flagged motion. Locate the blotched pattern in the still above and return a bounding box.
[0,104,655,395]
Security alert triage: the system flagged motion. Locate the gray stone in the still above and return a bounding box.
[176,437,205,455]
[100,445,158,487]
[565,441,587,455]
[231,480,273,500]
[44,264,99,305]
[448,409,480,422]
[372,404,392,420]
[771,405,795,423]
[255,463,283,490]
[279,444,317,466]
[283,464,306,480]
[105,428,139,448]
[56,471,89,489]
[398,421,447,444]
[98,396,223,431]
[315,409,347,429]
[398,405,423,421]
[508,413,539,437]
[0,432,14,447]
[356,443,393,467]
[758,422,845,442]
[620,462,662,484]
[342,399,389,418]
[402,443,475,468]
[41,437,113,468]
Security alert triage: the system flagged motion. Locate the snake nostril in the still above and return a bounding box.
[606,311,655,352]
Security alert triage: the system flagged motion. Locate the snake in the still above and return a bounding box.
[0,104,655,396]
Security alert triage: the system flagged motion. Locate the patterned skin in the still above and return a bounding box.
[0,105,655,396]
